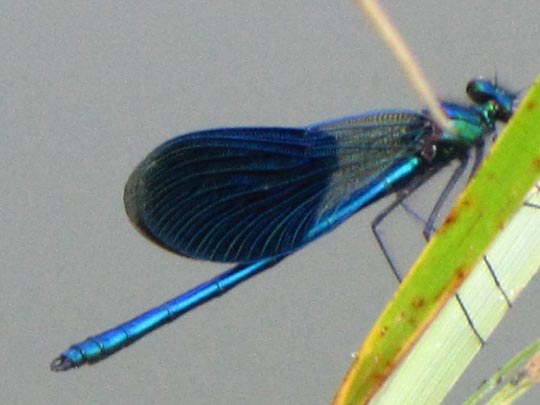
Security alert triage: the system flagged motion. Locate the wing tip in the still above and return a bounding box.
[124,162,145,230]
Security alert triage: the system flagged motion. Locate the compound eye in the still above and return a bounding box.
[466,78,496,104]
[467,78,516,123]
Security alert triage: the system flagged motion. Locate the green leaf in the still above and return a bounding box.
[464,340,540,404]
[333,77,540,405]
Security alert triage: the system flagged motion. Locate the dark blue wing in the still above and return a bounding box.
[124,111,430,263]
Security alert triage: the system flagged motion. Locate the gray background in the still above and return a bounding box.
[3,1,540,404]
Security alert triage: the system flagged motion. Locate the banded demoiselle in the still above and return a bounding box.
[51,78,516,371]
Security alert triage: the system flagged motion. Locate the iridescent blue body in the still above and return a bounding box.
[51,79,516,371]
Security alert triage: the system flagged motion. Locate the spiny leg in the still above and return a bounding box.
[371,180,428,282]
[423,154,470,241]
[483,255,512,308]
[474,184,540,321]
[372,154,491,343]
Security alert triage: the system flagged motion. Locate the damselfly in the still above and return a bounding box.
[51,78,516,371]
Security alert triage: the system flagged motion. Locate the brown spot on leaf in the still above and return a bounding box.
[532,156,540,171]
[456,269,465,280]
[411,296,426,309]
[442,212,457,228]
